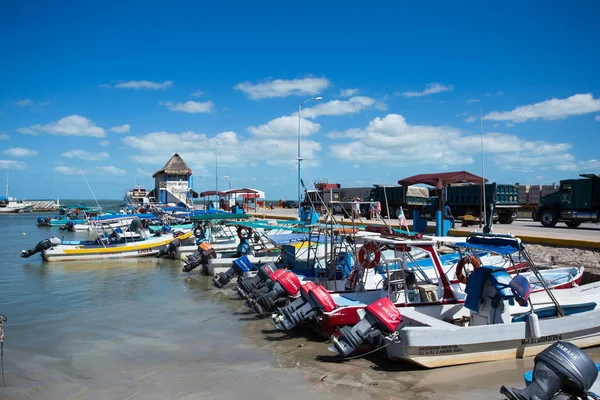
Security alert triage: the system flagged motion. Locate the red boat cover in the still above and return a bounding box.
[309,285,337,312]
[277,272,301,296]
[398,171,488,189]
[365,297,402,332]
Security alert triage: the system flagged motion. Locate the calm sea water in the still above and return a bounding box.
[0,213,327,400]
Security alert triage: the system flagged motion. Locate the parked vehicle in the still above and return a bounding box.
[283,200,299,209]
[533,174,600,228]
[369,185,429,218]
[427,183,520,224]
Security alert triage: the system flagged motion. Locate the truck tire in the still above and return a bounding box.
[540,209,558,228]
[565,221,581,228]
[498,212,514,224]
[532,210,540,222]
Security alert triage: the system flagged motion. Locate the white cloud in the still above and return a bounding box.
[103,80,173,90]
[327,113,580,173]
[301,96,383,119]
[401,82,454,98]
[15,99,33,106]
[484,93,600,123]
[234,77,330,100]
[160,100,214,113]
[99,140,109,147]
[505,122,515,127]
[0,160,27,169]
[110,124,130,133]
[487,91,504,97]
[61,150,109,161]
[3,147,38,157]
[595,116,600,121]
[53,166,84,175]
[19,115,106,137]
[97,166,126,175]
[190,90,205,97]
[0,134,9,140]
[467,98,480,103]
[340,88,359,97]
[248,116,321,138]
[465,115,478,123]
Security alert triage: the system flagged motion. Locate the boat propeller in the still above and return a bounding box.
[21,237,61,258]
[330,297,402,357]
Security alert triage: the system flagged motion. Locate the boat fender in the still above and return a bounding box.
[528,313,541,339]
[357,242,380,269]
[456,255,481,284]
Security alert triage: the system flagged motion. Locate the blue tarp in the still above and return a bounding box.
[454,242,519,255]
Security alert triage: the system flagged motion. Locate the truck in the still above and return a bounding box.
[369,185,429,218]
[532,174,600,228]
[427,183,520,224]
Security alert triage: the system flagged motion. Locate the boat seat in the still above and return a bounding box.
[512,302,597,323]
[465,266,512,311]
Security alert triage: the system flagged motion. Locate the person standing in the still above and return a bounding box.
[353,198,361,219]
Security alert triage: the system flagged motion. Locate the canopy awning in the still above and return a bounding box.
[226,188,260,194]
[398,171,488,189]
[199,190,228,197]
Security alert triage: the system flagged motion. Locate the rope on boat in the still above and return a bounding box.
[0,313,6,387]
[341,330,401,360]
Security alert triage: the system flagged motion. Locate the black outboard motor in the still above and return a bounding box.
[156,238,181,259]
[213,255,254,288]
[253,271,301,315]
[330,297,402,357]
[245,268,288,308]
[59,221,75,232]
[182,242,217,273]
[37,217,49,227]
[21,237,61,258]
[501,341,599,400]
[236,262,279,299]
[272,282,337,331]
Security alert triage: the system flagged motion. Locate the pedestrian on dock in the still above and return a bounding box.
[444,201,455,228]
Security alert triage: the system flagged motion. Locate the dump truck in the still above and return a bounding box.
[532,174,600,228]
[369,185,429,218]
[426,183,520,224]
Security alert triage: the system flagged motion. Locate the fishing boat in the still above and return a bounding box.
[21,226,194,262]
[328,234,600,368]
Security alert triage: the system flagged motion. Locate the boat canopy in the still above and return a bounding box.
[229,220,309,232]
[190,213,250,221]
[398,171,488,189]
[454,234,524,255]
[265,233,338,245]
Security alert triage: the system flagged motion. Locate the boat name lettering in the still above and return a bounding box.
[376,302,398,321]
[521,334,562,345]
[417,345,463,355]
[137,249,153,254]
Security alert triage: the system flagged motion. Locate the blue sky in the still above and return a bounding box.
[1,0,599,200]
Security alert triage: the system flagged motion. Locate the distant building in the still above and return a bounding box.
[149,153,198,206]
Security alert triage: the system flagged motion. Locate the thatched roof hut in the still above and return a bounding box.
[152,153,192,178]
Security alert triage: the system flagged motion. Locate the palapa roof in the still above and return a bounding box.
[152,153,192,178]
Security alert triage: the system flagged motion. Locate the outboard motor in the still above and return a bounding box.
[156,238,181,259]
[253,271,301,315]
[245,268,288,308]
[501,341,599,400]
[236,262,279,299]
[213,255,254,288]
[330,297,401,357]
[59,220,75,232]
[272,282,337,331]
[182,242,217,273]
[37,217,47,227]
[21,237,61,258]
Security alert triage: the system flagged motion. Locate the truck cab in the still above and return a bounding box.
[534,174,600,228]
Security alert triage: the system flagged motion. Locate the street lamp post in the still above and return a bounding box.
[215,140,220,207]
[221,175,231,190]
[297,96,322,212]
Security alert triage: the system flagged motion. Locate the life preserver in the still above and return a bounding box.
[193,225,205,238]
[357,242,380,269]
[456,255,481,284]
[333,227,358,235]
[237,226,253,240]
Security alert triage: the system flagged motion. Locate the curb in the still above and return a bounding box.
[249,212,600,250]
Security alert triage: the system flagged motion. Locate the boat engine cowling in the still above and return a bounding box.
[272,282,337,331]
[245,268,288,308]
[253,271,301,314]
[156,238,181,259]
[213,255,254,288]
[330,297,401,357]
[21,237,61,258]
[182,242,217,273]
[236,262,279,299]
[501,341,598,400]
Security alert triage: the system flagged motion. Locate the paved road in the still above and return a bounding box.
[248,207,600,244]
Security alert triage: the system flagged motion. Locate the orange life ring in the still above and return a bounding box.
[456,255,481,284]
[357,242,381,269]
[333,227,358,235]
[237,226,253,240]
